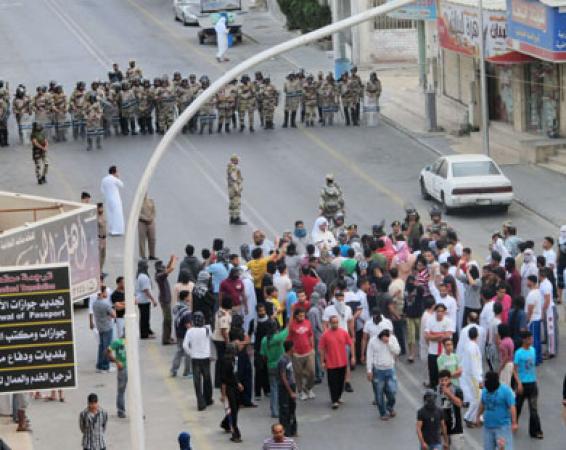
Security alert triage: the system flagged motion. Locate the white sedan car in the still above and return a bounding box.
[173,0,200,25]
[419,154,513,213]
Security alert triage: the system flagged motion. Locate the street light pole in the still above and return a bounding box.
[122,1,415,448]
[477,0,490,155]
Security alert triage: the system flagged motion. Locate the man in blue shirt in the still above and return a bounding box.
[477,371,517,450]
[513,330,543,440]
[206,256,229,300]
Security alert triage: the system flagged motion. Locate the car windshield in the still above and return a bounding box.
[451,161,501,177]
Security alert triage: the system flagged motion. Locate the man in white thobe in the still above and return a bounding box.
[100,165,125,236]
[461,327,483,427]
[215,15,229,63]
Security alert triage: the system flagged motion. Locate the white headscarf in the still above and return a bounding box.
[311,216,329,243]
[214,15,227,34]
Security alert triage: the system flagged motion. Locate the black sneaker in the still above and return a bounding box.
[345,382,354,393]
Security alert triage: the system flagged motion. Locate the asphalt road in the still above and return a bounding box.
[0,0,565,449]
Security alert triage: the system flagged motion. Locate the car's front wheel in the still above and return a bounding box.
[182,15,189,26]
[420,178,431,200]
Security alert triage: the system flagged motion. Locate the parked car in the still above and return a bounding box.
[419,154,513,214]
[173,0,200,25]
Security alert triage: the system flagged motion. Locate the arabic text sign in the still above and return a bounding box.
[0,207,99,301]
[438,0,508,58]
[507,0,566,55]
[387,0,437,20]
[0,264,77,393]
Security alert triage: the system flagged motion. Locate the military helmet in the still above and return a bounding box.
[49,80,57,89]
[264,76,270,84]
[77,81,85,90]
[351,66,358,74]
[173,71,181,80]
[189,73,196,80]
[199,75,209,84]
[287,72,295,79]
[91,81,99,89]
[55,84,63,93]
[181,78,188,86]
[240,74,250,83]
[230,78,237,85]
[40,85,47,93]
[429,206,442,218]
[230,153,239,162]
[16,87,25,98]
[325,173,334,181]
[254,71,263,79]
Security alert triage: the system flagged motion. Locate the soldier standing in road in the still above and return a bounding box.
[126,59,143,82]
[320,74,338,127]
[339,72,355,126]
[350,67,364,126]
[297,68,306,123]
[319,174,345,221]
[253,71,265,128]
[227,78,238,130]
[365,72,382,106]
[137,80,154,135]
[260,76,278,130]
[13,85,32,144]
[302,74,318,127]
[237,74,255,133]
[138,194,157,260]
[176,78,192,134]
[33,86,51,129]
[69,81,87,140]
[283,72,301,128]
[104,83,122,137]
[31,122,48,184]
[227,154,246,225]
[196,76,216,135]
[152,77,163,134]
[85,93,104,151]
[216,83,233,133]
[316,71,324,124]
[51,85,68,142]
[119,81,138,135]
[187,74,201,133]
[158,76,177,133]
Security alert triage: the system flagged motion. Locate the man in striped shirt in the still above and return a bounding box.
[262,423,299,450]
[79,393,108,450]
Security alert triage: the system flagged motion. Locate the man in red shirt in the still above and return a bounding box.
[318,315,355,409]
[291,290,311,317]
[219,268,247,315]
[300,266,319,300]
[287,308,315,401]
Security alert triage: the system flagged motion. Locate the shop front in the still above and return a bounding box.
[507,0,566,135]
[437,0,527,129]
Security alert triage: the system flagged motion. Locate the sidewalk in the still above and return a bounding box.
[254,5,566,227]
[0,416,33,449]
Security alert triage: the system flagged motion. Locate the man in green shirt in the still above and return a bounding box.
[107,337,128,418]
[260,321,289,418]
[437,338,462,387]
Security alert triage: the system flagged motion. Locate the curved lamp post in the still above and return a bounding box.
[123,0,414,448]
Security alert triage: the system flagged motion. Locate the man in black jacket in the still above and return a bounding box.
[248,303,272,401]
[178,244,202,282]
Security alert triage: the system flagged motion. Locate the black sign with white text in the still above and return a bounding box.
[0,264,77,393]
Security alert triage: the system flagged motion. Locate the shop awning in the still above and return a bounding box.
[486,51,536,64]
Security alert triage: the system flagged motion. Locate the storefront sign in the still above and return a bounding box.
[0,264,76,394]
[437,0,508,58]
[0,208,99,302]
[388,0,437,20]
[507,0,566,61]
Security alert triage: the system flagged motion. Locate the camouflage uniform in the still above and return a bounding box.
[350,71,364,126]
[12,89,32,144]
[187,76,201,133]
[33,89,51,128]
[69,84,87,140]
[319,78,338,126]
[31,126,48,183]
[237,77,255,132]
[85,97,104,151]
[51,87,68,141]
[339,75,356,126]
[126,62,143,82]
[156,81,176,133]
[283,75,302,128]
[216,85,233,133]
[302,77,318,127]
[227,155,245,225]
[365,75,382,104]
[119,83,138,135]
[175,80,192,134]
[253,73,264,127]
[226,80,238,129]
[102,85,121,136]
[137,82,155,135]
[196,77,216,135]
[319,175,345,220]
[259,80,278,129]
[315,71,324,123]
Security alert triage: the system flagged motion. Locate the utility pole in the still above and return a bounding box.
[417,20,427,90]
[477,0,490,155]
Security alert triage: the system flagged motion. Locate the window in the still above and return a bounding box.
[437,160,448,179]
[372,0,415,30]
[451,161,501,177]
